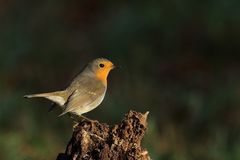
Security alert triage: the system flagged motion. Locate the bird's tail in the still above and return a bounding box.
[24,91,67,106]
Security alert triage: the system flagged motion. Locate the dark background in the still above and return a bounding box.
[0,0,240,159]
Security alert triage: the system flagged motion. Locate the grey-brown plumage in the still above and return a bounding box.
[24,58,115,117]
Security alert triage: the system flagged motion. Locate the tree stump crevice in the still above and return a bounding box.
[57,110,151,160]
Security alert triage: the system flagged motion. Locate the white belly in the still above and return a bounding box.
[74,93,105,115]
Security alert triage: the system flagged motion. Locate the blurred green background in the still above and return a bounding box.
[0,0,240,159]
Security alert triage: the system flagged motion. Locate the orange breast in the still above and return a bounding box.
[95,69,110,86]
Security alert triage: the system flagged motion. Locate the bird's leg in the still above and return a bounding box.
[68,114,81,130]
[79,115,99,123]
[72,121,79,130]
[69,114,99,125]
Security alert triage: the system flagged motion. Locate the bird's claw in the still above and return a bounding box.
[72,121,79,130]
[80,115,99,124]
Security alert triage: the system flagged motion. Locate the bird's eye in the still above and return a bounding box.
[99,63,105,68]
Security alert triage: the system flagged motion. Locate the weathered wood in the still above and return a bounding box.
[57,110,151,160]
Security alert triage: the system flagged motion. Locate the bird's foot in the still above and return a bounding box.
[80,115,99,124]
[70,114,99,130]
[72,121,79,130]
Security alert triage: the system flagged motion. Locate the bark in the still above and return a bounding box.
[57,110,151,160]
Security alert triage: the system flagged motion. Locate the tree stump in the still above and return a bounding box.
[56,110,151,160]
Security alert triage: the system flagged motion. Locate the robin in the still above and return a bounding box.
[24,58,115,122]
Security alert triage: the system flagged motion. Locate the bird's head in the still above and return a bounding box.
[87,58,115,86]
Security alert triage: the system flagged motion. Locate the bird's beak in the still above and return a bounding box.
[111,64,116,69]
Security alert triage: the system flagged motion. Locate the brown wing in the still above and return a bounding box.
[58,86,105,116]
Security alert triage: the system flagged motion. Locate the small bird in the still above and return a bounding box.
[24,58,115,121]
